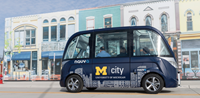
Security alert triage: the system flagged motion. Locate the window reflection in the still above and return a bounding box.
[161,14,168,32]
[133,30,170,56]
[131,17,137,26]
[145,16,152,26]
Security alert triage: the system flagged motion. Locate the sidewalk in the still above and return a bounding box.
[0,80,200,88]
[0,81,61,88]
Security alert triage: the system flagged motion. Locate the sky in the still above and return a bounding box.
[0,0,143,56]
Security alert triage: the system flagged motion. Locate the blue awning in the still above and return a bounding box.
[41,51,50,58]
[12,52,31,60]
[41,51,64,59]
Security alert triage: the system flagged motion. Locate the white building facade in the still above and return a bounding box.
[4,10,79,80]
[121,0,181,68]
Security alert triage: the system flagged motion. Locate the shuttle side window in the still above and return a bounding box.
[95,31,128,58]
[133,30,170,57]
[64,34,91,59]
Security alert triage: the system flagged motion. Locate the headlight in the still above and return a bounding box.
[168,61,178,68]
[161,57,178,68]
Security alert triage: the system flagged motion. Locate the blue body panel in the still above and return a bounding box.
[60,26,178,88]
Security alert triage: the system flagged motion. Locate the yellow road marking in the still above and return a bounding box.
[0,91,199,96]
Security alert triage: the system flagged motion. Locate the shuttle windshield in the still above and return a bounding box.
[133,30,171,57]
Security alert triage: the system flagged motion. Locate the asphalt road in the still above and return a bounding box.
[0,81,199,98]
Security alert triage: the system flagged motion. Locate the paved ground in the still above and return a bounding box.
[0,80,199,98]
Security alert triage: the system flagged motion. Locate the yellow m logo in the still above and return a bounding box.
[95,66,107,75]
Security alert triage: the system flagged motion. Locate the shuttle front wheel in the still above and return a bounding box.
[66,75,83,92]
[142,74,164,94]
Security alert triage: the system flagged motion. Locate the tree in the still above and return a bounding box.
[4,31,22,56]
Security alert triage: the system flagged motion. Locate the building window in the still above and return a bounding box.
[60,18,66,22]
[51,26,57,41]
[51,19,57,23]
[145,16,152,26]
[31,30,36,44]
[26,29,35,45]
[15,26,36,46]
[187,12,193,31]
[161,14,168,32]
[43,20,48,23]
[43,27,49,41]
[68,17,75,21]
[60,25,66,40]
[68,24,75,38]
[86,19,94,30]
[131,17,137,26]
[104,17,112,28]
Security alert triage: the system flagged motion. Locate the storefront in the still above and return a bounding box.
[41,51,63,80]
[181,39,200,79]
[9,51,38,80]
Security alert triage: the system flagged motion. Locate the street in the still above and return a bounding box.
[0,81,199,98]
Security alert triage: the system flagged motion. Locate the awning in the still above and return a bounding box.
[12,52,31,60]
[41,51,50,58]
[180,33,200,40]
[41,51,64,59]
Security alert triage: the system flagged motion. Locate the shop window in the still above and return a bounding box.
[42,60,48,70]
[13,60,30,72]
[104,17,112,28]
[51,26,57,41]
[43,27,49,41]
[131,17,137,26]
[145,16,152,26]
[95,32,128,58]
[161,14,168,32]
[182,51,190,68]
[187,12,193,31]
[50,59,61,74]
[60,25,66,40]
[191,51,198,68]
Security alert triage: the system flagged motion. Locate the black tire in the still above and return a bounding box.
[86,87,97,91]
[66,75,83,92]
[142,74,164,94]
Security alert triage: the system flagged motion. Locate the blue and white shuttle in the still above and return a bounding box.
[60,26,180,94]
